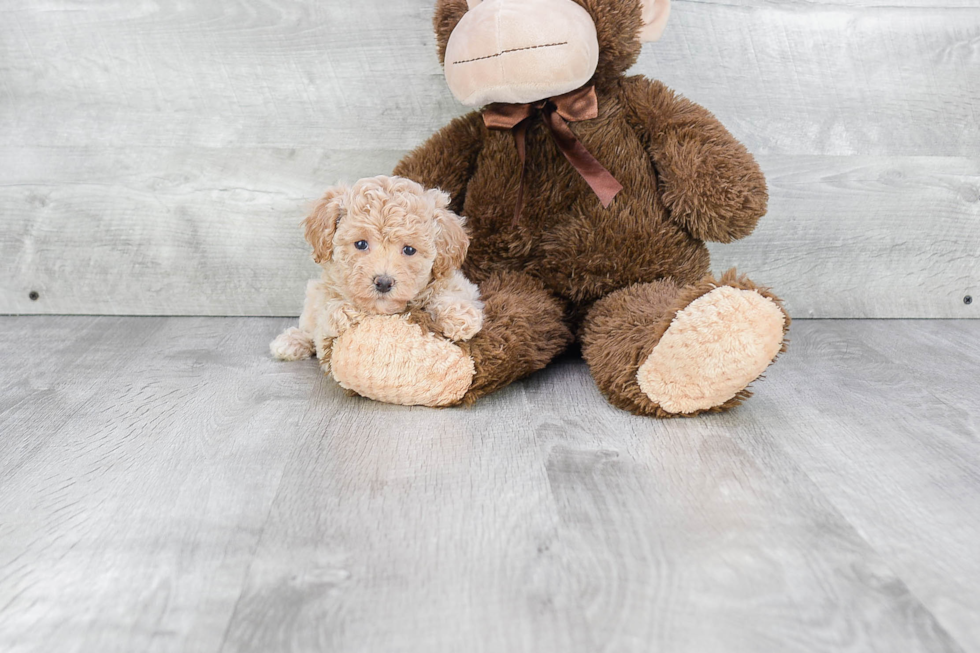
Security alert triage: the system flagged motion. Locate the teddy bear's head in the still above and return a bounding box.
[434,0,670,107]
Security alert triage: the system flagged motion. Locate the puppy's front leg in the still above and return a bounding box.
[322,300,365,338]
[427,272,484,342]
[270,327,315,361]
[428,294,485,342]
[431,302,483,342]
[270,278,324,361]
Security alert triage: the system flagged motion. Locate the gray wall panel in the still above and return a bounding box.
[1,0,977,316]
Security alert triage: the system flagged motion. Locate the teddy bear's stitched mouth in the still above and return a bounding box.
[452,41,568,65]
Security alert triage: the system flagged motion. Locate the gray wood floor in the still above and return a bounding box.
[1,317,978,653]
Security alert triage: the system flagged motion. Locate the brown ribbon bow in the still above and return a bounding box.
[483,85,623,223]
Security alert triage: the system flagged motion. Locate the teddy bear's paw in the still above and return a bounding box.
[270,327,315,361]
[637,286,786,415]
[330,315,475,407]
[435,303,484,342]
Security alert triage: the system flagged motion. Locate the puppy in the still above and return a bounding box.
[270,175,484,365]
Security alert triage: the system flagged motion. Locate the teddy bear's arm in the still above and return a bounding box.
[622,76,768,243]
[392,111,486,215]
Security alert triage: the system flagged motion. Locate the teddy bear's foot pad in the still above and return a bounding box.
[331,315,475,407]
[637,286,786,415]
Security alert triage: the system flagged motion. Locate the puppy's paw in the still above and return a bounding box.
[435,303,484,342]
[270,327,315,361]
[324,303,364,337]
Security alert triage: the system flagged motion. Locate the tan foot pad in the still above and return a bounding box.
[637,287,786,414]
[330,315,475,407]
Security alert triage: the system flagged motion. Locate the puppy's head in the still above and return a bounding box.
[303,175,469,315]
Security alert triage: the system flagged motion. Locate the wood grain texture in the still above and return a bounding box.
[648,3,980,157]
[2,0,976,155]
[747,320,980,648]
[711,156,980,318]
[0,316,979,652]
[0,317,328,653]
[2,151,975,317]
[1,0,978,317]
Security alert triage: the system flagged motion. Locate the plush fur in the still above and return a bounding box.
[328,0,787,415]
[458,270,573,403]
[331,314,476,407]
[271,176,484,367]
[581,269,790,416]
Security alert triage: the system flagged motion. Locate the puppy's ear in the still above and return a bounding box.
[434,0,470,65]
[428,188,469,279]
[303,185,348,264]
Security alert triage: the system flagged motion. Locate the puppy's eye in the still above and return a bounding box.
[354,240,369,251]
[402,246,416,256]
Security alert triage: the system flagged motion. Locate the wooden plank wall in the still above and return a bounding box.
[0,0,977,317]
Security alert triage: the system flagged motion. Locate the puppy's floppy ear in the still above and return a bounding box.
[303,185,348,264]
[428,188,469,279]
[434,0,470,65]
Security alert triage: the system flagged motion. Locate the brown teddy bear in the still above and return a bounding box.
[325,0,790,416]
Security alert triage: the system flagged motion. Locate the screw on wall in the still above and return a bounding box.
[29,291,39,301]
[966,295,974,305]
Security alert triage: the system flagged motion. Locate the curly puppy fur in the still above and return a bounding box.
[378,0,782,413]
[270,176,484,365]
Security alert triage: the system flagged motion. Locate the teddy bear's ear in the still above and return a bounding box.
[434,0,471,65]
[303,185,348,264]
[638,0,671,42]
[427,188,469,279]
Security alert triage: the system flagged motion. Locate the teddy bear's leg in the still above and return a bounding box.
[460,270,573,403]
[580,270,789,417]
[329,270,572,407]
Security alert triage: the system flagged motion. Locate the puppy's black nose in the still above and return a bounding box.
[373,275,394,294]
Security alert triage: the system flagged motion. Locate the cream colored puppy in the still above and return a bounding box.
[271,175,483,364]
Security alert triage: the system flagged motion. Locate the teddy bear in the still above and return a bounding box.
[325,0,789,416]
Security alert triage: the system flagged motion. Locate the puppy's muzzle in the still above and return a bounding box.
[373,275,395,294]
